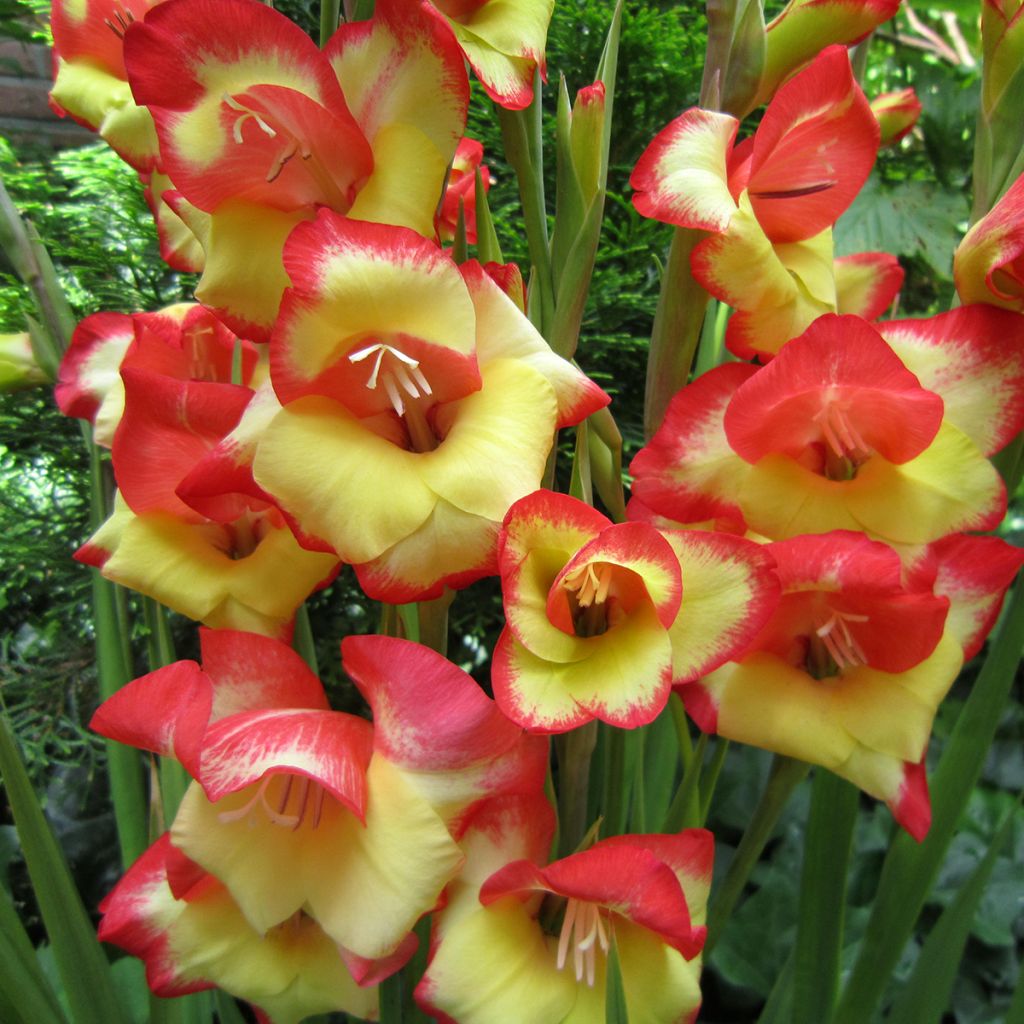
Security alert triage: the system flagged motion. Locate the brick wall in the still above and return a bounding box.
[0,40,94,150]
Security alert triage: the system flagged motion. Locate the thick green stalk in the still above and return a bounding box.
[792,771,859,1024]
[834,580,1024,1024]
[644,229,709,440]
[698,736,729,824]
[706,756,809,952]
[556,721,598,858]
[319,0,340,44]
[601,724,630,836]
[663,732,707,832]
[497,93,555,334]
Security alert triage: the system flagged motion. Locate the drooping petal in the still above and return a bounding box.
[143,171,206,273]
[87,505,339,638]
[879,305,1024,456]
[192,200,315,343]
[416,897,576,1024]
[433,0,555,110]
[690,195,835,359]
[353,499,500,602]
[98,835,380,1022]
[631,108,740,231]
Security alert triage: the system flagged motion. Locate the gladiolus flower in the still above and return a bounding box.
[632,46,889,358]
[76,370,337,637]
[631,311,1024,546]
[954,172,1024,311]
[680,531,960,839]
[93,631,549,971]
[123,0,470,339]
[418,794,712,1023]
[98,835,390,1024]
[55,303,259,447]
[253,212,608,602]
[492,490,778,732]
[632,46,878,245]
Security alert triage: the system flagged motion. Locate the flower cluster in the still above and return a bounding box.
[39,0,1024,1018]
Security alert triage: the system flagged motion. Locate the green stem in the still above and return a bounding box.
[644,228,709,440]
[417,589,453,657]
[497,97,555,334]
[663,732,707,832]
[556,721,598,858]
[601,724,630,837]
[319,0,340,43]
[699,736,729,824]
[792,771,859,1024]
[706,756,809,952]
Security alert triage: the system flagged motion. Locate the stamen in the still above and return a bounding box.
[813,401,871,461]
[266,139,298,183]
[562,562,613,608]
[556,899,611,987]
[215,774,328,831]
[815,610,870,670]
[223,95,278,144]
[104,5,135,38]
[347,342,432,417]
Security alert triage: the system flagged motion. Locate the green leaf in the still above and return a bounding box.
[792,771,859,1024]
[0,882,67,1024]
[0,714,129,1024]
[886,799,1019,1024]
[834,174,967,278]
[604,938,629,1024]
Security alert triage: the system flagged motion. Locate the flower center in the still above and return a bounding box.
[808,608,869,677]
[217,774,328,831]
[348,341,438,452]
[562,561,615,637]
[556,898,611,987]
[814,400,871,480]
